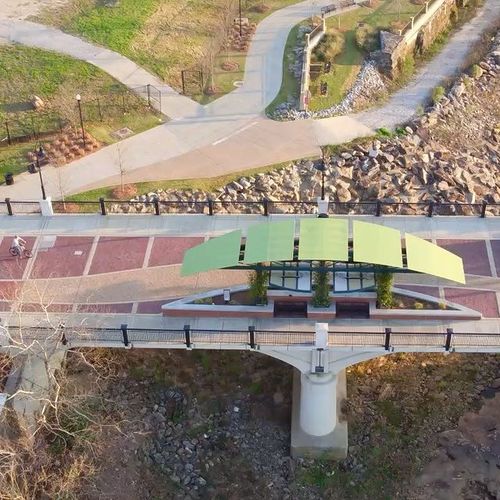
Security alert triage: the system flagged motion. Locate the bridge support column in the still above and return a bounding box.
[291,368,347,459]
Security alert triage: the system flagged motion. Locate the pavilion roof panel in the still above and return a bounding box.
[243,220,295,263]
[353,221,403,268]
[181,230,241,276]
[405,234,466,284]
[298,218,348,261]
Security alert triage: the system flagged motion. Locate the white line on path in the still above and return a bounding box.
[211,121,259,146]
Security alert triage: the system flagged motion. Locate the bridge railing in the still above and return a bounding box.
[4,326,500,352]
[2,197,499,217]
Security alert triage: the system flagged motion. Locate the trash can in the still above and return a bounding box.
[4,173,14,185]
[28,163,37,174]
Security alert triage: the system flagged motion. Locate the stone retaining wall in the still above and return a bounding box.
[372,0,456,77]
[299,17,327,111]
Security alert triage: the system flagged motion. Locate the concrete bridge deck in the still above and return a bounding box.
[0,213,498,326]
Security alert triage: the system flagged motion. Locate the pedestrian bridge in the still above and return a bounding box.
[0,212,498,458]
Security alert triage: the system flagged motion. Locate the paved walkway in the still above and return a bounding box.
[0,0,498,199]
[0,215,498,322]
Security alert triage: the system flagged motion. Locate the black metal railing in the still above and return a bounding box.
[6,325,500,351]
[3,197,498,217]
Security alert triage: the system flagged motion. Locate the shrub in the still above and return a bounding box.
[376,272,394,308]
[439,302,447,310]
[470,64,483,79]
[314,29,345,63]
[355,24,379,52]
[312,270,330,308]
[414,301,424,310]
[432,85,445,104]
[249,269,268,305]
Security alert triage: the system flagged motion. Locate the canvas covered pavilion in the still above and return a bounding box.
[181,219,466,291]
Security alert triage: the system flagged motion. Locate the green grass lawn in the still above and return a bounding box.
[268,0,423,114]
[0,45,160,184]
[266,23,303,113]
[38,0,303,104]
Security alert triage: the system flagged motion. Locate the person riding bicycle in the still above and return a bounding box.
[11,235,26,257]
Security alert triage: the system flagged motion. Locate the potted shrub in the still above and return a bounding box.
[376,272,394,308]
[312,269,330,308]
[249,268,268,305]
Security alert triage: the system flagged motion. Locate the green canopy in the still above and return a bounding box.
[405,233,465,284]
[353,221,403,268]
[243,220,295,264]
[180,220,465,284]
[298,218,348,261]
[181,230,242,276]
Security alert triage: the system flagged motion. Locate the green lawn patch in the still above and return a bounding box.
[268,0,424,114]
[0,45,160,184]
[38,0,303,103]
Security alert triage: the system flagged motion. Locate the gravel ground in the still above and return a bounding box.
[0,0,70,20]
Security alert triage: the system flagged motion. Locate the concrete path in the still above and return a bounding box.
[0,0,498,199]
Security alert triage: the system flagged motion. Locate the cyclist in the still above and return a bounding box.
[11,235,26,258]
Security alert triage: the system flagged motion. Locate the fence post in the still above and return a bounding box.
[97,97,103,121]
[99,197,106,216]
[376,200,382,217]
[384,328,391,351]
[60,323,67,346]
[480,201,487,218]
[147,84,151,107]
[5,198,12,216]
[427,201,434,218]
[4,121,11,146]
[263,198,269,217]
[208,198,214,216]
[445,328,453,352]
[154,198,160,216]
[184,324,191,349]
[249,326,256,349]
[121,323,129,347]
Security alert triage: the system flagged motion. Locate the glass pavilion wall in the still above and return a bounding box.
[268,262,375,293]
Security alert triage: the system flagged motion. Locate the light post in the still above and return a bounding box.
[238,0,243,38]
[315,161,326,200]
[75,94,86,147]
[35,145,46,200]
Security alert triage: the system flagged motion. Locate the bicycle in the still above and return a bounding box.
[9,246,32,258]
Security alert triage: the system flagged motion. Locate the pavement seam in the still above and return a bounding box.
[142,236,155,269]
[21,236,39,281]
[83,236,99,276]
[485,240,498,278]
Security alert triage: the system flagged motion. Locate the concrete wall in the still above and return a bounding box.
[372,0,457,77]
[299,17,327,111]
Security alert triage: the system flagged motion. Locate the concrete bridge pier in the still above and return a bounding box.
[291,368,348,459]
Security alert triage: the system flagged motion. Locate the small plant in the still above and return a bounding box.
[439,302,447,310]
[376,127,393,137]
[470,64,483,79]
[376,272,394,308]
[314,29,345,62]
[249,268,268,305]
[432,85,445,104]
[355,24,379,52]
[193,297,214,305]
[414,301,424,310]
[312,269,330,308]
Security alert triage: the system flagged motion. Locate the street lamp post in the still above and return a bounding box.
[315,162,326,200]
[35,146,46,200]
[239,0,243,38]
[75,94,86,147]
